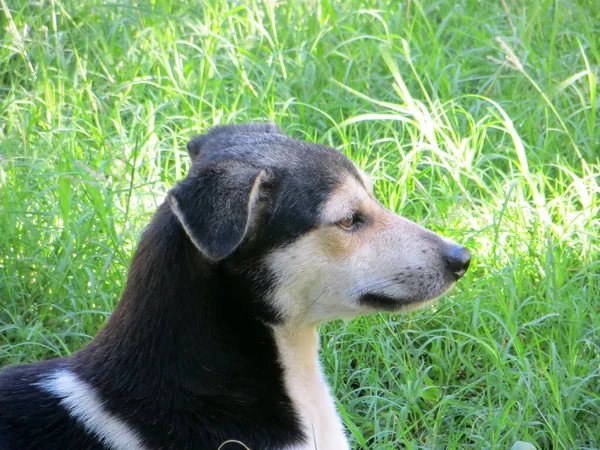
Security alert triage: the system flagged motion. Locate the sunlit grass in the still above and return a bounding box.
[1,0,598,448]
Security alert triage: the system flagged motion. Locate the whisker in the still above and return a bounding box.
[355,274,404,293]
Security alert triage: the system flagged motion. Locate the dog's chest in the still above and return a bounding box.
[273,327,350,450]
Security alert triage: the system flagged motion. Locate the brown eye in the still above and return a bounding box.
[338,215,355,230]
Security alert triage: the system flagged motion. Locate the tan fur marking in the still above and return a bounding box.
[315,175,391,260]
[267,172,460,323]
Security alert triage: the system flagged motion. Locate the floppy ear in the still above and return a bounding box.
[186,134,208,162]
[168,161,266,261]
[186,123,283,162]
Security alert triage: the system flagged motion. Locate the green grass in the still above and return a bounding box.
[1,0,598,448]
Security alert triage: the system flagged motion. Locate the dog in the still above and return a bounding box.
[0,123,470,450]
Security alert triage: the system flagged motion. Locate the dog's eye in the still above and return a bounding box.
[338,213,360,231]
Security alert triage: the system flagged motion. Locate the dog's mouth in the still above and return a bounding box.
[355,259,469,313]
[358,281,455,312]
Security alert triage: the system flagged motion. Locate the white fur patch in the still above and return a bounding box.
[36,370,147,450]
[273,326,350,450]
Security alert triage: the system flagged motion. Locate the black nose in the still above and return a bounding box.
[444,244,471,280]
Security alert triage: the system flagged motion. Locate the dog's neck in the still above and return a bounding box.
[77,203,272,381]
[73,203,305,446]
[72,203,348,448]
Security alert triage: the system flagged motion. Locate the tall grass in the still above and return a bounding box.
[1,0,598,448]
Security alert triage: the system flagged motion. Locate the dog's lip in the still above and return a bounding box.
[359,292,425,310]
[358,276,457,311]
[452,269,467,279]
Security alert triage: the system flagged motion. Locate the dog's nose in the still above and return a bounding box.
[444,244,471,280]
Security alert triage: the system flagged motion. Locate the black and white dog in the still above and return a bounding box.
[0,123,470,450]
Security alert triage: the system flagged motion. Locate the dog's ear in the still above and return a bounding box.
[186,123,283,162]
[186,135,208,162]
[168,161,266,261]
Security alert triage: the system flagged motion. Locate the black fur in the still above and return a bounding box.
[0,123,359,450]
[186,123,283,162]
[169,160,265,261]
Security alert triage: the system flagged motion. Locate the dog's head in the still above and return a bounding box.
[169,123,470,325]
